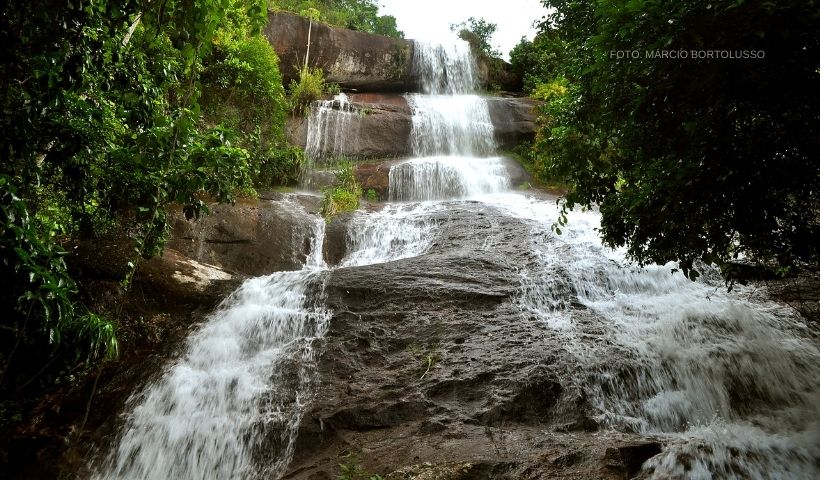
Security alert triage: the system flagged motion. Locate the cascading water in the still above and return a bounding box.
[91,198,441,479]
[93,29,820,479]
[487,193,820,479]
[304,93,362,163]
[387,34,820,477]
[388,156,509,201]
[93,200,330,480]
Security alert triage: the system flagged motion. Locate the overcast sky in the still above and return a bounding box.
[378,0,547,59]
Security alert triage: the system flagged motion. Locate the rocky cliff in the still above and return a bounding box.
[265,12,415,92]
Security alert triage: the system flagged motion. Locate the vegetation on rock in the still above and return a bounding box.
[321,161,363,219]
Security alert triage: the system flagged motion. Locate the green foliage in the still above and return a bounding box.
[509,32,569,93]
[274,0,403,38]
[451,17,501,58]
[321,161,362,219]
[1,175,117,406]
[365,188,378,202]
[289,67,328,114]
[337,452,383,480]
[201,33,301,187]
[0,0,297,410]
[530,0,820,279]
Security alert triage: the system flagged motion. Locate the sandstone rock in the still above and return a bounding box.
[265,12,414,92]
[486,97,540,150]
[354,160,400,200]
[167,194,322,276]
[133,249,240,312]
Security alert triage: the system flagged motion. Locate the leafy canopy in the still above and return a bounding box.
[273,0,403,38]
[527,0,820,280]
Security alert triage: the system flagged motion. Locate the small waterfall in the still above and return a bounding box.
[388,156,509,201]
[93,214,330,480]
[304,93,362,163]
[341,202,443,266]
[405,40,496,159]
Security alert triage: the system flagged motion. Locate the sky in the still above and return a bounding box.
[377,0,547,60]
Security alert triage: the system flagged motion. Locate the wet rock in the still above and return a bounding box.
[134,248,238,306]
[355,161,397,200]
[287,99,412,160]
[285,203,626,478]
[486,97,539,150]
[167,195,322,276]
[323,212,354,267]
[385,462,475,480]
[601,441,663,479]
[265,12,414,92]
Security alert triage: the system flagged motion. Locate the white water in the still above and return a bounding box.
[305,93,361,163]
[405,41,495,158]
[411,41,478,95]
[389,156,509,201]
[405,94,496,157]
[92,198,441,479]
[484,193,820,479]
[94,201,330,480]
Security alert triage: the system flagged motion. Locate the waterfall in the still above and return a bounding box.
[92,199,444,479]
[91,32,820,480]
[304,93,362,163]
[388,156,509,201]
[404,40,496,158]
[411,41,478,95]
[93,207,330,480]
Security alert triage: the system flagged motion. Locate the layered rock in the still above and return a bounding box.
[265,12,414,92]
[167,193,322,276]
[288,94,537,159]
[280,202,665,479]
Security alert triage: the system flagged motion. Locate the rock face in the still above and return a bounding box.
[279,202,663,479]
[167,193,322,276]
[486,97,540,150]
[288,94,413,160]
[265,12,414,92]
[288,94,537,159]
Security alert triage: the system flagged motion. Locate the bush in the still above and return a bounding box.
[320,161,362,219]
[1,176,117,413]
[289,67,327,115]
[201,34,297,189]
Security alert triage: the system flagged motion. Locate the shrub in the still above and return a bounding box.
[289,67,327,115]
[320,161,362,219]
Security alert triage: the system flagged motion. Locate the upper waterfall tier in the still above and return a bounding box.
[411,41,479,94]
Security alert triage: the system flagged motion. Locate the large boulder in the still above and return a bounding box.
[167,193,323,276]
[486,96,540,150]
[265,12,414,92]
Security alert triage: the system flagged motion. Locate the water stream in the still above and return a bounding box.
[94,36,820,479]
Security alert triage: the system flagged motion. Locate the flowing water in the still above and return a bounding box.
[93,36,819,480]
[304,93,361,163]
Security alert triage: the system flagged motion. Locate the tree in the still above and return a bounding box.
[530,0,820,280]
[273,0,403,38]
[450,17,501,58]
